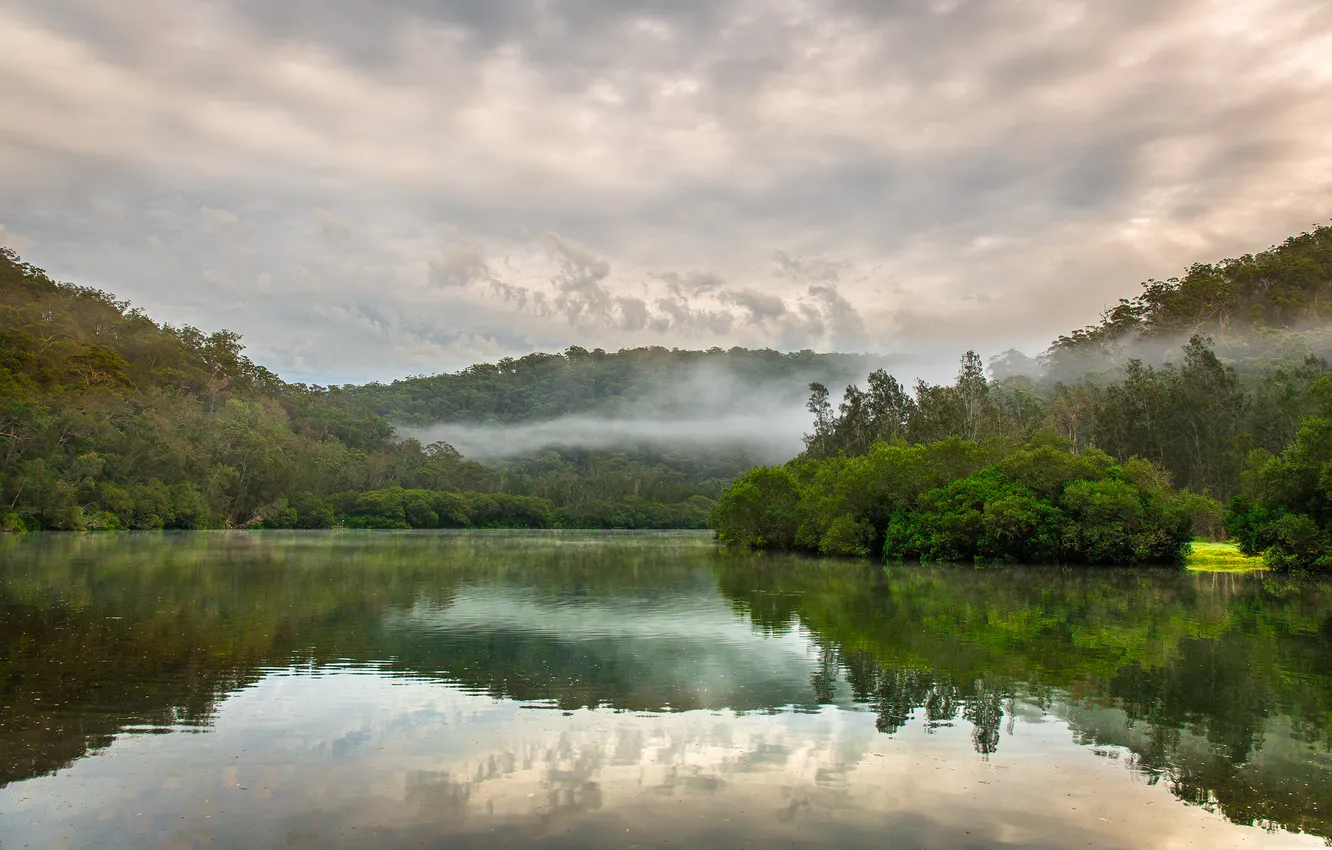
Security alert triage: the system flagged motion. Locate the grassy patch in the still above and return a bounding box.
[1187,541,1267,573]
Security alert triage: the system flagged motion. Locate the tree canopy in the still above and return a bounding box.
[0,248,747,531]
[7,223,1332,554]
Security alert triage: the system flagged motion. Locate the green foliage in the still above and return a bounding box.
[464,492,552,529]
[710,466,800,549]
[1172,488,1227,541]
[800,228,1332,515]
[804,353,1042,457]
[1089,337,1251,497]
[789,276,1332,566]
[0,249,744,532]
[8,225,1332,543]
[346,346,878,426]
[716,438,1201,565]
[1227,385,1332,570]
[325,488,474,529]
[806,336,1291,502]
[1046,224,1332,352]
[722,439,1001,557]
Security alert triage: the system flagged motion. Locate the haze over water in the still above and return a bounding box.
[1,531,1329,849]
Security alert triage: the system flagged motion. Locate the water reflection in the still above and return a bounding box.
[720,557,1332,834]
[1,531,1330,848]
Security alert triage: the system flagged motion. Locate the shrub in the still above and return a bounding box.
[716,438,1194,565]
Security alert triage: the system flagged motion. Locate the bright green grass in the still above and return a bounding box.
[1187,541,1268,572]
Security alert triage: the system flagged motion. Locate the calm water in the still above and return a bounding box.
[1,532,1330,849]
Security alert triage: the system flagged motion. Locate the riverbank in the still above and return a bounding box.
[1187,541,1267,572]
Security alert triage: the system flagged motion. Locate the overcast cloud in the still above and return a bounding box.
[1,0,1330,383]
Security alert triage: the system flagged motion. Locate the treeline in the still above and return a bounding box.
[804,337,1323,500]
[722,339,1332,568]
[718,225,1332,569]
[344,346,879,425]
[1042,223,1332,364]
[261,488,712,531]
[778,339,1332,569]
[0,248,717,531]
[8,222,1332,548]
[713,437,1208,565]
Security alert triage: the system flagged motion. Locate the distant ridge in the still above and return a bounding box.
[342,346,889,426]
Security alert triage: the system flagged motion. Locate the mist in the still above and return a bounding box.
[394,320,1332,465]
[396,356,894,462]
[989,324,1332,385]
[404,409,812,463]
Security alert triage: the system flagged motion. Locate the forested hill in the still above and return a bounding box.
[0,246,472,531]
[6,222,1332,541]
[343,347,882,426]
[1119,224,1331,334]
[1038,223,1332,376]
[351,225,1332,427]
[712,224,1332,570]
[0,246,862,532]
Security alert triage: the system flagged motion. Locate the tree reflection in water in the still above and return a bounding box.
[1,531,1330,842]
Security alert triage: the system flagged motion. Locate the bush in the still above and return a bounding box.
[1174,490,1227,541]
[715,438,1195,566]
[1226,389,1332,570]
[710,466,800,549]
[819,514,873,556]
[339,489,410,529]
[292,493,335,529]
[261,506,298,529]
[466,493,551,528]
[168,483,214,529]
[1,509,28,533]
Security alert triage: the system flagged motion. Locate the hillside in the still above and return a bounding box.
[0,247,497,530]
[1042,223,1332,376]
[0,248,855,531]
[344,346,882,426]
[5,225,1332,537]
[715,225,1332,567]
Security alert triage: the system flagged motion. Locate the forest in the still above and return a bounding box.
[5,223,1332,569]
[712,438,1205,565]
[713,224,1332,569]
[345,344,877,426]
[0,246,860,532]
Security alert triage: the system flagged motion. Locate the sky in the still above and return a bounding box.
[2,0,1330,385]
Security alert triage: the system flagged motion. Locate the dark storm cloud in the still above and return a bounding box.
[1,0,1329,383]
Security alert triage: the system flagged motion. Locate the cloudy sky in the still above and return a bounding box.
[2,0,1330,384]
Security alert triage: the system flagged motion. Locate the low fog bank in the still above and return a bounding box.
[396,327,1316,462]
[987,325,1332,384]
[394,356,895,462]
[403,408,811,463]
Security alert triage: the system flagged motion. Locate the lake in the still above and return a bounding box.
[1,531,1329,849]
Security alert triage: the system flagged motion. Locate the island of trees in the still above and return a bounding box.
[5,224,1332,569]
